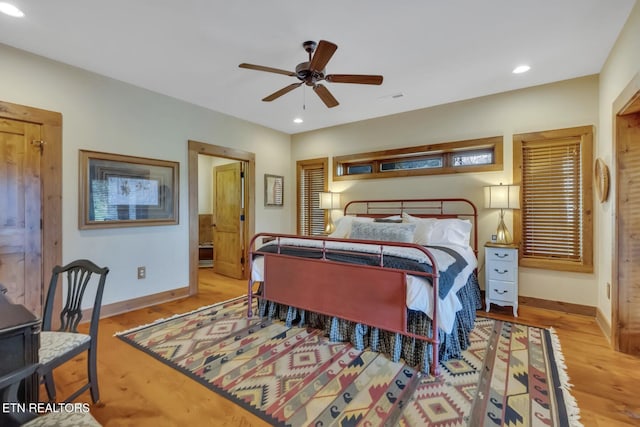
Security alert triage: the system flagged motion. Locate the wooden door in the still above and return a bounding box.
[213,162,244,279]
[616,109,640,355]
[0,118,43,314]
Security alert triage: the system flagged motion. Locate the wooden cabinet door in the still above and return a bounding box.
[617,111,640,355]
[0,118,43,314]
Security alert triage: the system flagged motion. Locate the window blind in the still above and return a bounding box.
[521,138,582,261]
[297,160,327,235]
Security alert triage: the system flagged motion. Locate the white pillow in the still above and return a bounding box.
[402,212,436,245]
[329,216,374,238]
[429,218,472,246]
[349,221,416,243]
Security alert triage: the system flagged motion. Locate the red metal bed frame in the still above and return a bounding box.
[247,198,478,375]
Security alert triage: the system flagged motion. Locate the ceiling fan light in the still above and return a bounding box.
[513,65,531,74]
[0,2,24,17]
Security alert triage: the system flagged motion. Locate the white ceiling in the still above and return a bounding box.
[0,1,635,134]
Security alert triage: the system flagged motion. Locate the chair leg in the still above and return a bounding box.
[88,347,100,403]
[43,373,56,402]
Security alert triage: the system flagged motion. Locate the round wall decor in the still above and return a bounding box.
[594,158,610,203]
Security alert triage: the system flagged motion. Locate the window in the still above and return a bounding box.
[333,136,502,181]
[452,148,494,166]
[380,155,443,171]
[296,158,328,235]
[513,126,593,273]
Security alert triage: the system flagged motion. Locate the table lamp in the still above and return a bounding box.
[319,191,341,234]
[484,183,520,244]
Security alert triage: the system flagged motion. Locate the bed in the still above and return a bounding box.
[247,198,481,375]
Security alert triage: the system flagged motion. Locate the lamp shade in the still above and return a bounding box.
[319,192,341,210]
[484,184,520,209]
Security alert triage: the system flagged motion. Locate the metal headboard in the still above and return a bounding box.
[343,198,478,255]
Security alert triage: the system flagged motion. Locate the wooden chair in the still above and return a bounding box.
[0,364,101,426]
[37,259,109,403]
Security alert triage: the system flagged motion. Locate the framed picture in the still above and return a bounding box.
[264,174,284,207]
[79,150,179,229]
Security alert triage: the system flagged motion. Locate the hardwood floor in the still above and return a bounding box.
[49,270,640,426]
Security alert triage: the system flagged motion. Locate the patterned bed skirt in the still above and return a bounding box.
[257,274,482,373]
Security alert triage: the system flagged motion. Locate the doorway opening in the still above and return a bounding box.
[187,140,255,297]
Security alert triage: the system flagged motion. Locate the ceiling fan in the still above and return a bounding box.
[239,40,383,108]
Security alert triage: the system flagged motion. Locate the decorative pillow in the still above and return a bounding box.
[329,216,374,238]
[374,218,403,223]
[429,218,472,246]
[380,215,402,221]
[349,221,416,243]
[402,212,437,245]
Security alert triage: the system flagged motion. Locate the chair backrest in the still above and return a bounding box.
[0,364,39,426]
[42,259,109,337]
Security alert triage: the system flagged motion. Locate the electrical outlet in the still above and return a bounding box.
[137,266,146,280]
[491,234,497,243]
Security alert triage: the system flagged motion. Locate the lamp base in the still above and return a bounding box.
[324,218,335,235]
[495,209,513,244]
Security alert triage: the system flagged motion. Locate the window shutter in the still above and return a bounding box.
[297,159,327,235]
[521,138,582,261]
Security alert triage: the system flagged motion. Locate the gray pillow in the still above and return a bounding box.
[349,221,416,243]
[373,218,403,223]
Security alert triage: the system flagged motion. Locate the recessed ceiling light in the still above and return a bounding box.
[513,65,531,74]
[0,2,24,17]
[293,117,303,124]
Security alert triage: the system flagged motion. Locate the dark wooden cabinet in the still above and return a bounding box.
[198,244,214,267]
[0,290,40,404]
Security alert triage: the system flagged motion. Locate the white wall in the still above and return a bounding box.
[197,155,237,215]
[0,43,292,308]
[198,155,215,214]
[597,1,640,325]
[292,76,599,306]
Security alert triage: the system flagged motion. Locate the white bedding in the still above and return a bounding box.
[250,238,477,334]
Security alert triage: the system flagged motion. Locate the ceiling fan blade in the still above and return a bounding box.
[309,40,337,72]
[313,84,339,108]
[262,82,303,102]
[239,63,295,77]
[325,74,384,85]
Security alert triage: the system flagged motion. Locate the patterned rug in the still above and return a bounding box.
[116,296,582,426]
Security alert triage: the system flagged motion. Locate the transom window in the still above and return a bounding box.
[333,136,502,181]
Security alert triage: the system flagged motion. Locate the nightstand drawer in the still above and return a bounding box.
[488,261,516,281]
[487,280,517,302]
[486,248,517,263]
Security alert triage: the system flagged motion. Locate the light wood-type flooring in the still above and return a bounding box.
[48,269,640,426]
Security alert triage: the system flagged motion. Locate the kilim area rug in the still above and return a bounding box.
[116,296,582,426]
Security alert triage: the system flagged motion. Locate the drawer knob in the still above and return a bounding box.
[493,269,509,274]
[494,289,509,295]
[494,253,508,258]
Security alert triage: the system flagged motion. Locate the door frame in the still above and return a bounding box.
[187,140,255,295]
[612,72,640,351]
[0,100,62,313]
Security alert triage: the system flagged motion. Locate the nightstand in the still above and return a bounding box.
[485,243,519,317]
